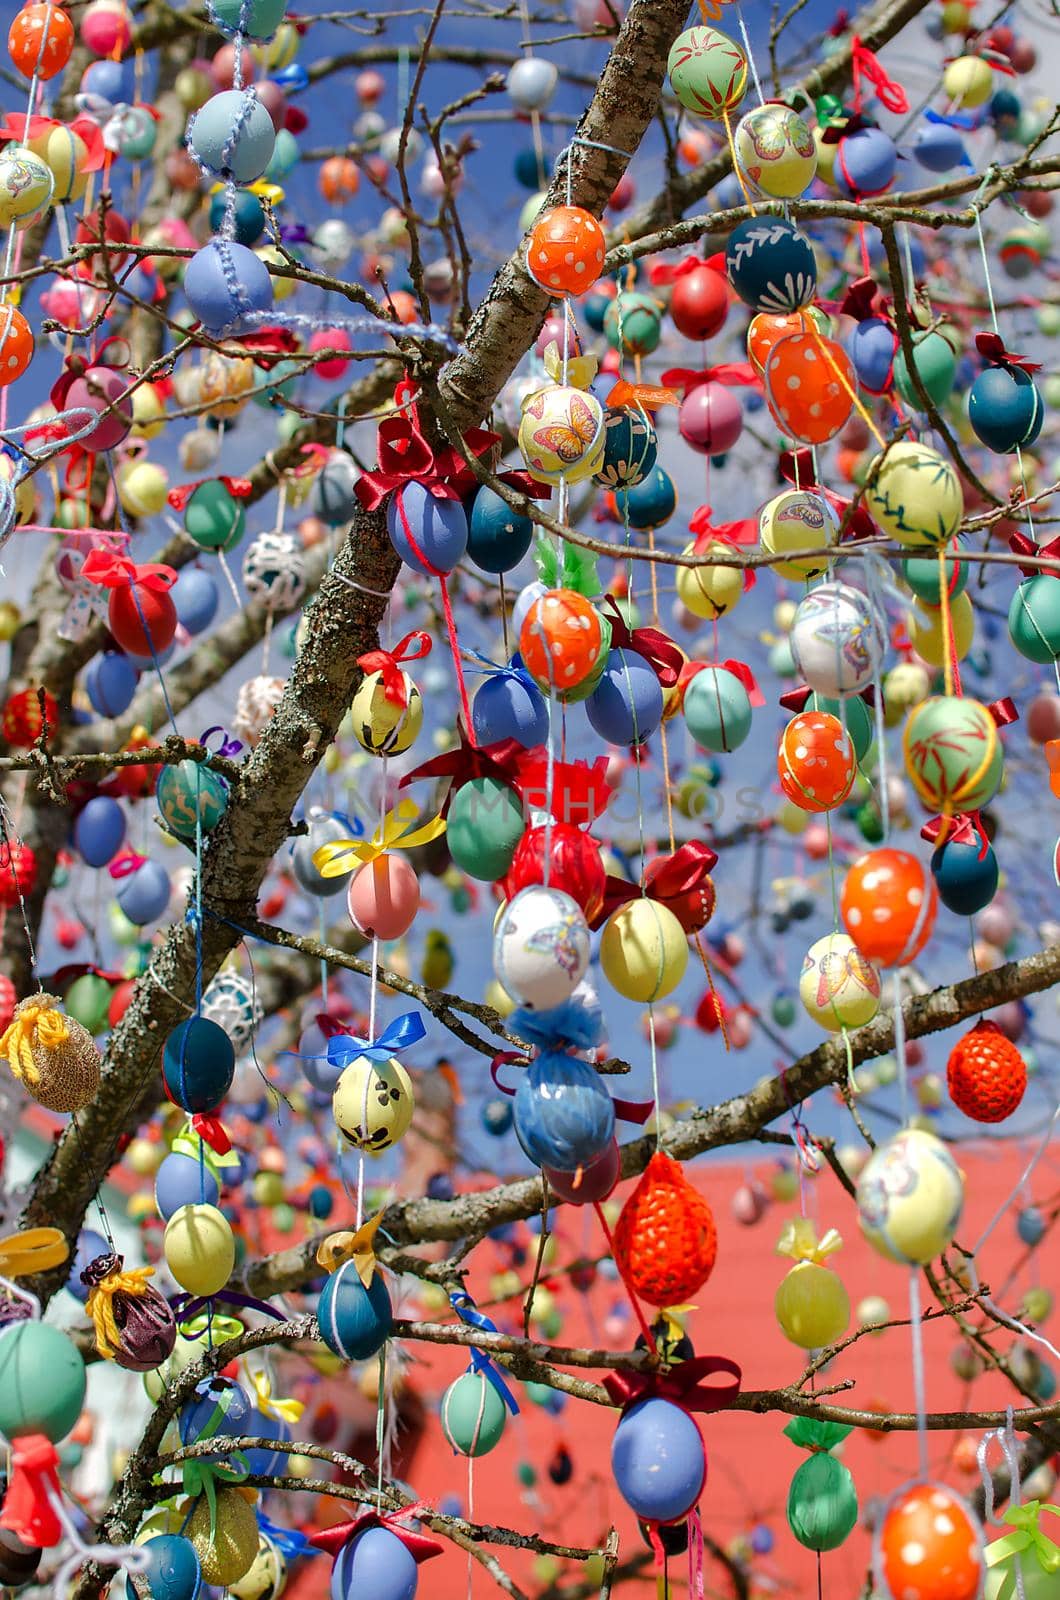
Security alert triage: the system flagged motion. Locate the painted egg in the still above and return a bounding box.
[229,1535,285,1600]
[675,540,744,620]
[156,760,229,841]
[759,489,838,580]
[163,1203,236,1296]
[1009,572,1060,662]
[517,384,605,485]
[908,591,974,668]
[350,669,423,755]
[594,407,658,489]
[184,240,274,336]
[667,25,747,118]
[446,776,525,882]
[332,1055,415,1153]
[943,54,995,108]
[747,307,830,375]
[600,897,688,1003]
[670,261,728,340]
[347,854,420,940]
[775,1259,850,1348]
[875,1481,984,1599]
[805,689,873,762]
[386,481,467,575]
[778,710,857,812]
[931,835,999,916]
[615,464,677,530]
[683,664,753,751]
[764,331,855,445]
[612,1398,706,1522]
[9,2,75,79]
[0,1322,86,1442]
[790,582,886,698]
[865,442,963,548]
[467,485,534,573]
[840,847,937,967]
[969,364,1044,453]
[586,646,664,745]
[525,205,606,297]
[726,218,817,313]
[901,553,969,606]
[903,694,1003,815]
[735,104,817,198]
[441,1370,508,1456]
[676,380,743,455]
[519,588,604,692]
[187,90,277,183]
[493,886,591,1010]
[604,291,663,357]
[0,145,53,228]
[799,932,881,1030]
[0,304,33,386]
[856,1129,964,1265]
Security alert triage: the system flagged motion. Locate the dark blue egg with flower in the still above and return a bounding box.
[931,838,999,916]
[467,485,533,574]
[848,317,897,395]
[586,648,663,746]
[387,481,468,575]
[594,408,657,489]
[614,465,676,530]
[514,1050,614,1171]
[162,1017,235,1112]
[969,364,1043,452]
[471,663,548,748]
[725,218,817,313]
[85,650,138,717]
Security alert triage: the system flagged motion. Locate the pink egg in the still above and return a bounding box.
[803,824,830,860]
[309,328,352,380]
[677,381,743,455]
[255,80,287,131]
[81,0,132,56]
[1026,692,1060,744]
[544,1138,620,1205]
[211,41,255,89]
[727,1005,754,1048]
[731,1181,768,1225]
[978,903,1015,947]
[534,314,568,357]
[356,70,386,104]
[347,853,420,940]
[66,367,133,451]
[991,1000,1026,1042]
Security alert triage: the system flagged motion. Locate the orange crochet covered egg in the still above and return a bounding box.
[613,1151,718,1306]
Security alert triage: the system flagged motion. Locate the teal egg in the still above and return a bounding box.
[0,1323,86,1443]
[901,553,969,605]
[156,760,229,842]
[209,0,288,34]
[683,665,752,752]
[264,128,300,182]
[893,329,957,409]
[446,777,524,881]
[184,480,246,553]
[614,466,677,530]
[604,292,662,357]
[441,1371,508,1456]
[1008,574,1060,662]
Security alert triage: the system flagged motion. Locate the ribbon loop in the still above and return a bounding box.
[449,1291,521,1415]
[326,1009,427,1068]
[602,1354,742,1415]
[356,630,433,707]
[851,35,909,112]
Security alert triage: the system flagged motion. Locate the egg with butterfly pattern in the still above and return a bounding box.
[725,218,817,313]
[799,932,881,1031]
[518,384,605,485]
[759,489,838,580]
[734,104,817,199]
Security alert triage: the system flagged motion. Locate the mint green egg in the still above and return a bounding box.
[446,777,524,881]
[893,329,957,409]
[684,665,752,752]
[441,1371,508,1456]
[0,1323,86,1443]
[1009,574,1060,663]
[185,480,245,553]
[901,553,969,605]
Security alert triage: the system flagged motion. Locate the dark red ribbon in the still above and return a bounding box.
[0,1435,63,1548]
[975,331,1041,373]
[399,728,524,816]
[1008,530,1060,577]
[309,1505,443,1564]
[838,275,891,324]
[590,842,719,930]
[920,810,990,858]
[660,363,761,394]
[988,697,1019,727]
[647,254,726,288]
[599,596,683,689]
[354,379,500,512]
[357,629,433,707]
[602,1355,742,1415]
[779,682,876,712]
[851,34,909,113]
[81,550,177,594]
[686,658,764,708]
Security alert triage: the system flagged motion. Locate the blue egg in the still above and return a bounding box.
[471,663,548,748]
[833,126,897,196]
[482,1096,514,1135]
[126,1535,202,1600]
[387,482,468,575]
[725,218,817,313]
[84,650,139,717]
[309,1184,334,1218]
[751,1525,774,1555]
[514,146,551,189]
[594,408,658,489]
[155,1152,219,1221]
[117,858,171,925]
[184,240,274,336]
[614,465,676,531]
[265,127,300,183]
[931,839,998,916]
[1018,1206,1046,1246]
[586,647,663,746]
[242,1405,291,1477]
[74,795,126,868]
[714,173,743,209]
[848,317,897,395]
[82,58,130,100]
[913,121,967,173]
[468,485,533,574]
[173,568,220,635]
[514,1051,615,1171]
[162,1017,235,1112]
[1038,1364,1057,1402]
[311,450,360,526]
[969,364,1044,453]
[331,1526,417,1600]
[316,1261,393,1360]
[67,1228,109,1303]
[208,188,265,247]
[187,90,276,184]
[611,1398,706,1523]
[582,283,615,332]
[990,87,1021,132]
[179,1377,252,1456]
[125,640,177,670]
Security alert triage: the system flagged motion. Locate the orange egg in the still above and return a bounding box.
[747,308,823,376]
[526,205,607,297]
[8,1,74,79]
[875,1482,984,1600]
[777,710,856,812]
[319,155,360,202]
[764,331,855,445]
[0,304,33,387]
[519,588,604,693]
[840,847,938,967]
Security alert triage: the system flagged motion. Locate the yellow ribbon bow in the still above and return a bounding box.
[0,1226,68,1277]
[312,798,446,878]
[0,997,69,1089]
[543,339,599,393]
[985,1501,1060,1597]
[316,1211,385,1287]
[249,1367,304,1425]
[776,1219,844,1265]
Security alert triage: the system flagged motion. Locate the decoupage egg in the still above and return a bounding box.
[185,1488,259,1587]
[908,591,974,667]
[726,218,817,313]
[841,847,937,967]
[777,711,857,812]
[675,541,744,620]
[156,759,229,841]
[612,1399,706,1522]
[759,489,838,579]
[441,1370,508,1456]
[1008,573,1060,661]
[865,441,963,548]
[667,25,747,117]
[519,588,604,692]
[683,665,753,751]
[0,1321,86,1442]
[347,854,421,940]
[332,1054,414,1152]
[594,407,658,489]
[387,481,468,575]
[969,364,1043,452]
[790,582,886,697]
[875,1481,984,1600]
[316,1261,393,1360]
[518,384,605,485]
[0,145,54,228]
[493,886,591,1010]
[525,205,606,296]
[350,669,423,755]
[799,933,881,1030]
[775,1261,850,1348]
[446,776,525,881]
[735,104,817,198]
[514,1050,614,1170]
[902,695,1003,814]
[163,1203,236,1296]
[600,898,688,1003]
[856,1129,964,1265]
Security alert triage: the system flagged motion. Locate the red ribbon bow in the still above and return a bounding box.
[647,254,726,288]
[0,114,105,171]
[660,363,761,394]
[1008,531,1060,577]
[167,477,254,512]
[780,682,876,713]
[81,550,177,594]
[0,1435,63,1548]
[400,728,614,827]
[591,842,719,930]
[688,658,764,708]
[108,851,148,880]
[975,331,1042,373]
[191,1113,232,1155]
[357,630,433,707]
[49,336,130,413]
[602,1355,742,1416]
[354,379,500,512]
[399,728,524,816]
[687,506,758,591]
[838,275,891,324]
[599,596,683,689]
[309,1505,443,1564]
[920,810,990,858]
[851,35,909,113]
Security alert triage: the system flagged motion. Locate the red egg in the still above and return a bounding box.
[108,582,177,659]
[308,328,352,380]
[677,380,743,455]
[503,822,605,924]
[544,1138,620,1204]
[670,262,728,341]
[3,686,58,746]
[0,841,36,907]
[0,974,15,1031]
[108,977,137,1028]
[210,40,255,88]
[347,853,420,940]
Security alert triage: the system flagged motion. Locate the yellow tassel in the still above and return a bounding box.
[0,999,69,1089]
[85,1262,155,1361]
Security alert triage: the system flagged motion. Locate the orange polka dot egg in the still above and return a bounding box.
[840,847,937,968]
[526,205,606,298]
[875,1482,984,1600]
[764,331,855,445]
[747,306,830,376]
[778,710,857,812]
[519,588,605,694]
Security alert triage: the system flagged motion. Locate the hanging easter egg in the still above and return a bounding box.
[586,647,664,745]
[747,307,829,375]
[544,1137,620,1204]
[775,1264,850,1350]
[229,1536,285,1600]
[913,118,967,172]
[163,1017,236,1112]
[901,553,968,606]
[735,104,817,198]
[350,669,423,756]
[25,119,91,201]
[185,1488,259,1587]
[467,486,534,574]
[841,847,937,966]
[518,386,606,485]
[764,332,855,445]
[806,691,873,764]
[849,314,899,395]
[65,973,112,1034]
[293,812,351,898]
[759,489,837,580]
[0,1321,86,1441]
[613,1150,718,1304]
[790,582,885,698]
[347,854,421,940]
[0,304,33,387]
[386,481,468,575]
[670,261,728,340]
[0,146,54,229]
[155,1151,220,1220]
[946,1018,1026,1122]
[173,568,220,635]
[667,26,747,118]
[604,291,663,357]
[856,1129,963,1265]
[865,441,963,547]
[943,53,995,107]
[211,0,287,35]
[1008,574,1060,662]
[9,2,75,77]
[441,1370,508,1456]
[332,1054,414,1152]
[969,363,1043,452]
[600,898,688,1003]
[778,711,857,812]
[74,794,126,867]
[525,206,606,296]
[594,408,658,490]
[241,1407,292,1479]
[984,1509,1057,1600]
[833,125,898,196]
[788,1452,858,1551]
[472,666,548,748]
[931,833,998,915]
[209,187,266,246]
[163,1203,236,1296]
[507,55,559,110]
[683,665,753,752]
[0,840,36,907]
[519,589,604,693]
[156,759,229,841]
[726,218,817,313]
[999,222,1049,279]
[127,1535,202,1600]
[514,1051,614,1170]
[875,1482,984,1600]
[317,1260,393,1360]
[329,1525,422,1600]
[2,686,57,747]
[187,90,276,182]
[243,531,306,611]
[612,1399,706,1522]
[799,933,881,1030]
[183,480,246,552]
[446,776,524,882]
[505,824,605,923]
[179,1375,252,1457]
[0,993,101,1111]
[675,541,744,620]
[615,465,678,530]
[676,379,743,455]
[184,240,274,337]
[902,696,1003,814]
[893,329,958,410]
[493,887,591,1009]
[908,592,973,668]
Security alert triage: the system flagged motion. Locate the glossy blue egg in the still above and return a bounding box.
[162,1017,236,1112]
[913,121,967,172]
[316,1261,393,1360]
[155,1152,220,1221]
[74,795,126,868]
[386,481,468,575]
[615,465,677,530]
[242,1405,292,1476]
[331,1526,417,1600]
[611,1398,706,1523]
[126,1535,202,1600]
[833,126,897,196]
[513,1051,614,1171]
[586,647,663,746]
[931,839,998,916]
[184,240,274,337]
[187,91,276,184]
[848,317,897,395]
[85,650,138,717]
[1018,1205,1046,1246]
[208,188,265,246]
[66,1228,108,1303]
[582,283,615,332]
[116,858,171,925]
[179,1377,252,1456]
[725,218,817,313]
[594,408,657,489]
[468,485,533,574]
[969,364,1044,453]
[471,665,548,748]
[173,568,220,635]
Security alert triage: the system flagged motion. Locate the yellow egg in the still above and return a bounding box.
[351,670,423,756]
[0,454,34,526]
[735,104,817,199]
[0,601,20,642]
[883,660,931,725]
[865,441,963,548]
[856,1294,890,1331]
[775,1261,850,1348]
[332,1055,414,1153]
[856,1128,964,1265]
[813,126,838,186]
[256,21,299,70]
[485,979,515,1016]
[126,1194,155,1223]
[285,1454,313,1480]
[776,800,809,835]
[255,246,294,301]
[600,898,688,1003]
[798,932,881,1030]
[163,1203,235,1296]
[131,383,167,439]
[186,1488,260,1586]
[943,54,995,108]
[675,540,744,620]
[118,460,169,518]
[25,123,90,202]
[909,591,973,666]
[759,489,837,580]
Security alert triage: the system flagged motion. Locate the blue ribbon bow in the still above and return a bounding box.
[464,650,539,692]
[326,1010,427,1068]
[257,1511,322,1560]
[449,1291,520,1415]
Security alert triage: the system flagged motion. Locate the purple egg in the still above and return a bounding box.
[386,480,468,575]
[184,240,274,336]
